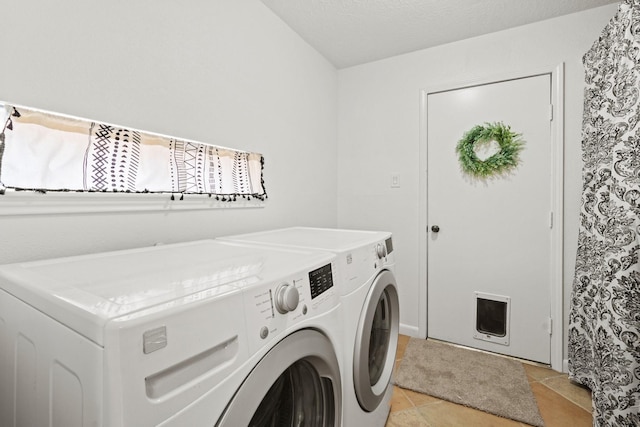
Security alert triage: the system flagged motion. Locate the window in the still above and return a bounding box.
[0,103,266,214]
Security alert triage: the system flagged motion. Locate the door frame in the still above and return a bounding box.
[417,63,565,371]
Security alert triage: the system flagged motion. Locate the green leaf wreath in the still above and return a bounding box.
[455,122,524,178]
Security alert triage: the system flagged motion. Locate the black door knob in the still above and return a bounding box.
[431,225,440,233]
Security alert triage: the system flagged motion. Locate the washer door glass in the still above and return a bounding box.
[369,289,392,386]
[353,270,399,412]
[250,360,333,427]
[217,329,341,427]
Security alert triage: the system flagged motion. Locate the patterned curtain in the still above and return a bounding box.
[0,104,266,201]
[569,1,640,425]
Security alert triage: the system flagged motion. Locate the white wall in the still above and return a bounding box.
[0,0,338,263]
[337,5,618,359]
[0,0,620,362]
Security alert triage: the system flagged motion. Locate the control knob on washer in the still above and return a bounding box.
[275,283,299,314]
[376,243,387,259]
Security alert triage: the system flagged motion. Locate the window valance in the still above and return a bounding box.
[0,104,266,201]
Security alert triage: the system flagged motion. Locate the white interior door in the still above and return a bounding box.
[427,75,553,364]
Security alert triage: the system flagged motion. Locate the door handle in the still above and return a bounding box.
[431,225,440,233]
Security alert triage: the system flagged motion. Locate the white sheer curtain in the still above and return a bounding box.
[0,104,265,201]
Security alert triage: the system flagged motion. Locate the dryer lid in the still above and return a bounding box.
[0,240,334,346]
[221,227,391,253]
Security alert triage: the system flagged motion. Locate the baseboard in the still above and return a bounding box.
[400,323,569,372]
[399,323,420,338]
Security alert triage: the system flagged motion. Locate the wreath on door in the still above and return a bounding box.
[456,122,524,178]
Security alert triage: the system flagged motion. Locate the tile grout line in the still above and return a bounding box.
[537,379,593,414]
[403,388,443,410]
[528,375,593,415]
[388,405,437,427]
[523,363,593,414]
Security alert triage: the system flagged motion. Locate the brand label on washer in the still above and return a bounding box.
[143,326,167,354]
[346,253,353,264]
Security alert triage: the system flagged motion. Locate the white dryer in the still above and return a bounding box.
[0,240,342,426]
[220,227,400,427]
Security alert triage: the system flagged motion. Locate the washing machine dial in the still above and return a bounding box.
[376,243,387,259]
[275,283,299,314]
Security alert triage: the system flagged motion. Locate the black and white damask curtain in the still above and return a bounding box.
[0,104,266,200]
[569,1,640,425]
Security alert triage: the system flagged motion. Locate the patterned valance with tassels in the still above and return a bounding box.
[0,104,266,202]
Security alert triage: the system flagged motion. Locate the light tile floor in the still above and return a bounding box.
[387,335,593,427]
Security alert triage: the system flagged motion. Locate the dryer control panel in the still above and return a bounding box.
[336,237,395,296]
[243,261,339,354]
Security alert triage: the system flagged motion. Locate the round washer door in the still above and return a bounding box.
[216,329,341,427]
[353,269,400,412]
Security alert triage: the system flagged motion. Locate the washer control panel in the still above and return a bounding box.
[244,261,338,354]
[309,263,334,299]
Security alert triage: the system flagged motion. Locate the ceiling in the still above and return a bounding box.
[260,0,619,69]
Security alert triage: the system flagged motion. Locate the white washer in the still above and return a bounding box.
[220,227,400,427]
[0,240,342,426]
